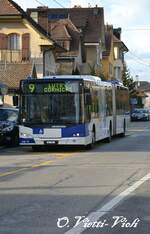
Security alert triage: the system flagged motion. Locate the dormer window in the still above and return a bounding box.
[8,33,20,50]
[57,40,70,51]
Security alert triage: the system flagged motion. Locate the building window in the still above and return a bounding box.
[8,34,20,50]
[30,12,38,22]
[114,66,121,80]
[13,95,19,107]
[114,46,119,60]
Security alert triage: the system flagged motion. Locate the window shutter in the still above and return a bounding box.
[0,33,8,49]
[22,33,30,61]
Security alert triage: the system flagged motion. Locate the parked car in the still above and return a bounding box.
[0,122,3,145]
[131,109,150,121]
[0,107,19,146]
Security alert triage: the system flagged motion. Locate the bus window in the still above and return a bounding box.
[106,87,113,116]
[84,88,92,122]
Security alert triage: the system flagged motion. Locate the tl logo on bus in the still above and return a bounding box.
[33,128,44,135]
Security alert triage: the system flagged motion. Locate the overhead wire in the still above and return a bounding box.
[123,28,150,31]
[33,0,46,7]
[127,52,150,67]
[33,0,65,8]
[51,0,65,8]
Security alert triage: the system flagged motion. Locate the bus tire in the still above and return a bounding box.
[120,120,126,137]
[87,128,96,149]
[106,123,112,143]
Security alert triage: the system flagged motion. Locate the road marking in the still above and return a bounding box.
[32,160,54,168]
[0,168,25,178]
[0,153,74,178]
[55,153,73,159]
[65,172,150,234]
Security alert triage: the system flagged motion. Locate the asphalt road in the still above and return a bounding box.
[0,121,150,234]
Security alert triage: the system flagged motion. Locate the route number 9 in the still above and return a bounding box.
[29,84,35,93]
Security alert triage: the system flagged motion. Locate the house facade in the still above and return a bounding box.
[134,81,150,108]
[0,0,61,106]
[49,18,82,75]
[102,25,128,81]
[27,6,105,75]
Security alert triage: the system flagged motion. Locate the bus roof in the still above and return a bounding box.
[43,75,101,82]
[42,75,112,87]
[23,75,126,88]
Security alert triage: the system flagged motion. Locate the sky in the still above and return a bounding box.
[15,0,150,81]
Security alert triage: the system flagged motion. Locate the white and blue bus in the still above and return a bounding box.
[19,75,129,149]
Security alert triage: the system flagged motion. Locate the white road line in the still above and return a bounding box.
[65,172,150,234]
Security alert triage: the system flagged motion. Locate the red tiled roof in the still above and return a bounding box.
[0,63,33,89]
[0,0,21,15]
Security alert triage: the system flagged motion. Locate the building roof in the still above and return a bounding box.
[49,19,81,58]
[50,19,80,40]
[0,0,21,15]
[113,35,128,52]
[0,0,63,50]
[102,25,128,58]
[0,63,33,89]
[102,31,112,57]
[135,81,150,92]
[27,7,105,45]
[131,89,148,98]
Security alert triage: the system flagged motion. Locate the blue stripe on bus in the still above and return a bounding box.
[61,124,89,138]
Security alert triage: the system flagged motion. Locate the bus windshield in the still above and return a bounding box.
[21,93,82,125]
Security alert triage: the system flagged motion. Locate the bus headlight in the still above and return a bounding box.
[73,133,80,137]
[20,132,32,138]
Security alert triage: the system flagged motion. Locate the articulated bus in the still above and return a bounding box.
[19,75,129,149]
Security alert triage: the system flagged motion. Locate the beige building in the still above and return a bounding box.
[102,25,128,81]
[0,0,62,106]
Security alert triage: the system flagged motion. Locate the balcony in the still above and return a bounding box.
[0,49,30,63]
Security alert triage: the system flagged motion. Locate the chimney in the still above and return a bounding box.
[113,27,122,40]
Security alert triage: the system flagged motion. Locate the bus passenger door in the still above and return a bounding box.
[112,86,117,135]
[99,87,107,138]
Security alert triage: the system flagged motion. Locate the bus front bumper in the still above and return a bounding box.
[19,136,91,146]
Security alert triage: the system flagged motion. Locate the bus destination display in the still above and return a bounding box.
[22,82,79,94]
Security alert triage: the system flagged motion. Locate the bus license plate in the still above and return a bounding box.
[44,140,58,145]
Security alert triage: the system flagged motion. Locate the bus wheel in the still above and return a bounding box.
[106,124,112,143]
[120,121,126,137]
[86,129,96,149]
